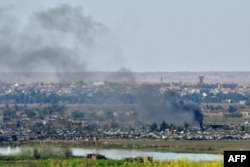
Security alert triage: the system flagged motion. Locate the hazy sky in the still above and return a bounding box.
[0,0,249,72]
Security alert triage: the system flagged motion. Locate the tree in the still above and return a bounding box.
[160,121,168,131]
[25,109,36,118]
[3,104,16,118]
[228,105,237,113]
[150,122,158,132]
[52,103,67,113]
[71,110,84,119]
[184,122,189,129]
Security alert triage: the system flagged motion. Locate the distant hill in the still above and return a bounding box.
[134,71,250,84]
[0,71,250,84]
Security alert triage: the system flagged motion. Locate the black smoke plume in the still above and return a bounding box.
[180,101,204,130]
[137,86,204,129]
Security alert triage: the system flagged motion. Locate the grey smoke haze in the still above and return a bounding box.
[0,4,122,77]
[110,67,136,83]
[137,86,203,128]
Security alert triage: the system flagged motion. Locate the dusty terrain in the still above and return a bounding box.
[1,71,250,84]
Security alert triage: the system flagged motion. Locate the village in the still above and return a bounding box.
[1,74,250,143]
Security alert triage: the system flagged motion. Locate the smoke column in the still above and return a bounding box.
[0,4,122,81]
[110,67,136,83]
[137,86,204,129]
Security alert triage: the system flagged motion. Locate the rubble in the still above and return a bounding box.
[0,81,250,142]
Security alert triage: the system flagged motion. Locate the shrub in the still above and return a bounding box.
[63,147,72,157]
[33,148,41,159]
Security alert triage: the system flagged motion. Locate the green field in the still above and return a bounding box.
[0,146,223,167]
[17,138,248,154]
[5,138,250,154]
[0,158,223,167]
[0,139,241,167]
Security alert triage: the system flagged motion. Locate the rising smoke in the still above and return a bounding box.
[137,86,204,129]
[110,67,136,83]
[0,4,122,81]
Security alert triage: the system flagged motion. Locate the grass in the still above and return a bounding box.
[0,139,230,167]
[204,114,248,125]
[97,139,250,154]
[0,158,223,167]
[4,138,250,154]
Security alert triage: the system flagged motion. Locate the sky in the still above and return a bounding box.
[0,0,249,72]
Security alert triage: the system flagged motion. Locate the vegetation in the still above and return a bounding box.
[2,103,67,119]
[0,143,224,166]
[181,91,249,103]
[228,105,238,113]
[6,139,247,154]
[0,159,223,167]
[0,83,250,105]
[71,110,85,119]
[95,139,250,154]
